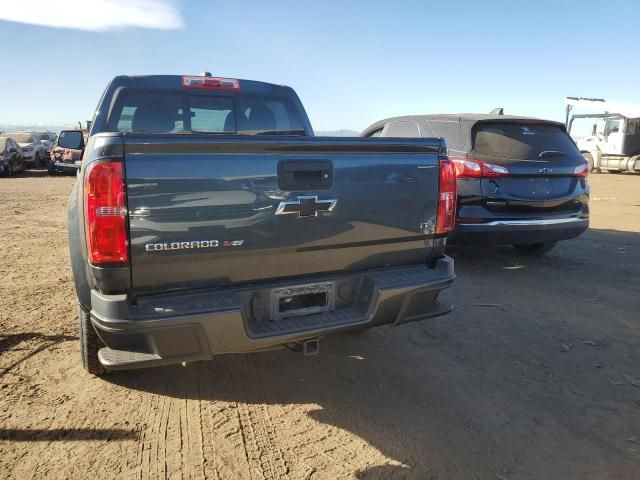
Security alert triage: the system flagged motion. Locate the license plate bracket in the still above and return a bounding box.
[529,178,551,198]
[270,282,335,320]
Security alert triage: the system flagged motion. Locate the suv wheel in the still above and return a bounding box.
[78,303,107,375]
[512,242,557,256]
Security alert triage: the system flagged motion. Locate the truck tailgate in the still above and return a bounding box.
[123,135,442,291]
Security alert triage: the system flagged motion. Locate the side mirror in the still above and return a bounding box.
[591,124,597,136]
[57,130,85,150]
[9,148,17,153]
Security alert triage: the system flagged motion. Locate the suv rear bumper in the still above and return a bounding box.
[89,257,455,370]
[48,159,80,174]
[449,217,589,245]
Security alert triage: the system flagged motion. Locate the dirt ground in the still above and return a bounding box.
[1,170,639,480]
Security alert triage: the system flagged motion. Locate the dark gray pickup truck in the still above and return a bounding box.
[67,74,457,374]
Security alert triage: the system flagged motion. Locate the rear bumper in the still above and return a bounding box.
[449,217,589,245]
[49,160,80,173]
[89,257,455,370]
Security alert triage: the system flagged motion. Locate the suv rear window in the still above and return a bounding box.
[472,122,580,160]
[107,89,306,135]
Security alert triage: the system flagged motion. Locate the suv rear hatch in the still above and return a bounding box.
[470,120,588,215]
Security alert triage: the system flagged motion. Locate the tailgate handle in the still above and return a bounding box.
[278,160,333,190]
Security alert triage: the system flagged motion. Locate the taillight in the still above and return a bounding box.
[573,162,589,177]
[182,76,240,91]
[436,157,457,235]
[451,157,510,178]
[85,162,128,265]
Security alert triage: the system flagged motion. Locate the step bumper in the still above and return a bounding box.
[90,257,455,370]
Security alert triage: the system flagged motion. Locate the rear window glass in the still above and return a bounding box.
[472,122,580,160]
[107,89,305,135]
[385,121,420,137]
[426,120,465,153]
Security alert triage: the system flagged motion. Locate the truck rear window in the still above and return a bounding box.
[107,89,305,135]
[472,122,580,160]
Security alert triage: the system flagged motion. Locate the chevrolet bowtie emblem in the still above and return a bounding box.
[275,196,337,218]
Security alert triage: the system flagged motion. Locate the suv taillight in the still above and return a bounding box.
[436,157,457,235]
[451,157,510,178]
[573,161,589,177]
[85,161,128,265]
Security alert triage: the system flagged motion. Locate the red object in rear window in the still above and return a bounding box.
[181,76,240,91]
[436,157,457,235]
[85,162,128,265]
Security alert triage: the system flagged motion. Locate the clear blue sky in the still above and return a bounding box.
[2,0,640,131]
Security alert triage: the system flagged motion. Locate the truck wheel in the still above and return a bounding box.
[582,152,599,173]
[512,242,557,256]
[78,303,107,375]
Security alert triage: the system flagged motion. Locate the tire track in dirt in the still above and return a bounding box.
[179,367,206,480]
[232,356,290,480]
[135,380,161,480]
[196,358,283,480]
[199,366,235,480]
[133,363,255,480]
[153,380,171,479]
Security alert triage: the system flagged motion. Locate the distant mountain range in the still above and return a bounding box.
[0,124,70,133]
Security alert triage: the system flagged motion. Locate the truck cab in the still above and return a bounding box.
[566,97,640,173]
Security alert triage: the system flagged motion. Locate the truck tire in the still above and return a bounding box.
[512,241,557,256]
[78,303,107,375]
[582,152,599,173]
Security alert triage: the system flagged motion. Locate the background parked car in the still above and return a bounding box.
[34,131,55,157]
[362,114,590,255]
[6,131,47,168]
[0,135,26,176]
